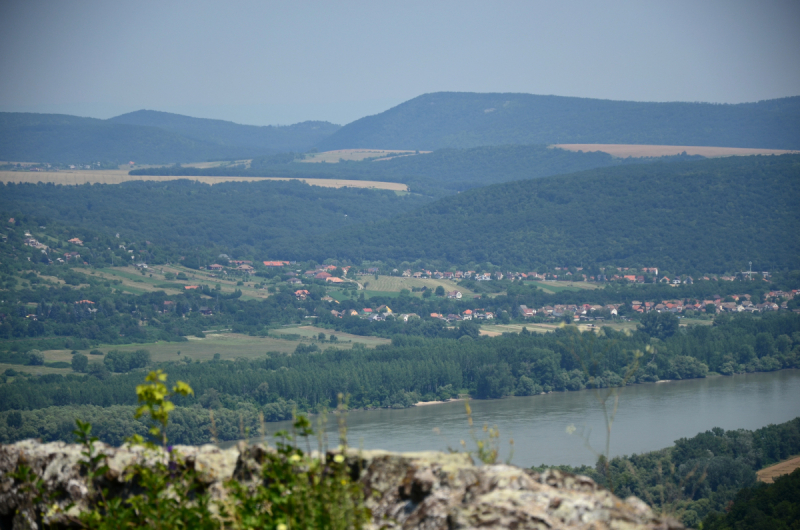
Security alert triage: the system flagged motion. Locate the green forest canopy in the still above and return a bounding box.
[290,155,800,273]
[132,144,700,196]
[6,155,798,273]
[0,179,430,259]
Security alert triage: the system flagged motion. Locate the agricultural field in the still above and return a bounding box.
[327,289,402,302]
[757,455,800,483]
[478,321,624,336]
[525,280,600,294]
[359,275,480,298]
[479,316,707,337]
[7,328,390,375]
[0,362,73,376]
[553,144,799,158]
[478,323,560,336]
[0,170,408,191]
[268,325,389,349]
[298,149,429,163]
[74,265,272,300]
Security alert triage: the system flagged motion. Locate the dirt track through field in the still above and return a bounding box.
[552,144,799,158]
[757,455,800,483]
[0,171,408,191]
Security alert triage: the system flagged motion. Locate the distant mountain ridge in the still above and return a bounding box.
[0,112,249,164]
[315,92,800,151]
[108,110,339,152]
[0,111,340,165]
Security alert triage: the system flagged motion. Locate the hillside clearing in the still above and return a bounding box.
[360,275,480,298]
[12,330,390,374]
[0,170,408,191]
[526,280,600,294]
[74,265,272,300]
[757,455,800,483]
[299,149,429,163]
[479,318,705,337]
[553,144,799,158]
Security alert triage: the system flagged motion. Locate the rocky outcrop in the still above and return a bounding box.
[0,440,683,529]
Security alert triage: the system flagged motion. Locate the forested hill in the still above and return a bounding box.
[0,111,340,165]
[284,155,800,273]
[315,92,800,151]
[0,112,264,164]
[0,179,430,259]
[131,144,701,196]
[109,110,339,152]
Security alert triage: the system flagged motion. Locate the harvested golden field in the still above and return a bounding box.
[757,455,800,483]
[299,149,429,163]
[552,144,799,158]
[0,170,408,191]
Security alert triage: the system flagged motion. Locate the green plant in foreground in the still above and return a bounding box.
[131,369,194,448]
[68,370,370,529]
[456,398,514,465]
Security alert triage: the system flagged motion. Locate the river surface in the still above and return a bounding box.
[237,370,800,467]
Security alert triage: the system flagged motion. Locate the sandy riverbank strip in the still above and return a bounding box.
[414,398,465,407]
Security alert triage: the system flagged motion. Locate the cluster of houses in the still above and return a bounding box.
[208,260,256,275]
[195,259,773,289]
[394,267,656,283]
[328,305,415,322]
[373,266,771,285]
[629,292,796,314]
[430,309,495,322]
[519,304,621,320]
[303,264,350,284]
[398,269,512,281]
[22,232,81,264]
[23,234,48,251]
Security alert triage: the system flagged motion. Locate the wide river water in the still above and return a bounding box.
[236,370,800,467]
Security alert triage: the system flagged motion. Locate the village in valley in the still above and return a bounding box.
[14,221,798,335]
[200,257,797,324]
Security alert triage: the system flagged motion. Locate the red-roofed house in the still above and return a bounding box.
[295,289,310,300]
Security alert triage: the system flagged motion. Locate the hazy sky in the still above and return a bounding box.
[1,0,799,126]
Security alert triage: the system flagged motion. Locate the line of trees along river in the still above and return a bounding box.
[2,312,799,446]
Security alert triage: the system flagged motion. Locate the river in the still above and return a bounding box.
[235,370,800,467]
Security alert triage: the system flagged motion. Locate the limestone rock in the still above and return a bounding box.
[0,440,683,529]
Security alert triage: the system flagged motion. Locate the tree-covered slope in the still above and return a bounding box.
[289,155,800,273]
[132,144,700,196]
[316,92,800,151]
[109,110,340,152]
[0,112,264,164]
[0,179,430,257]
